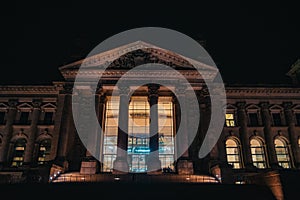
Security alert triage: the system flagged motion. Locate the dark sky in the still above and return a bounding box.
[1,1,299,86]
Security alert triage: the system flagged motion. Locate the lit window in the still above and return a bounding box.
[275,138,291,168]
[11,138,26,167]
[226,138,242,169]
[102,96,119,172]
[250,138,267,168]
[298,138,300,148]
[225,113,235,127]
[158,97,175,172]
[38,139,51,164]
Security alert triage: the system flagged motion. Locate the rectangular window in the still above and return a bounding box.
[272,113,282,126]
[0,112,5,124]
[248,113,259,126]
[43,112,54,124]
[225,113,236,127]
[19,112,30,124]
[295,113,300,126]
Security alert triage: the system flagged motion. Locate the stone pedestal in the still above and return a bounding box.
[176,159,194,175]
[80,161,97,175]
[147,156,162,174]
[112,158,129,174]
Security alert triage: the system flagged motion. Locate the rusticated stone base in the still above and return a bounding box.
[177,159,194,175]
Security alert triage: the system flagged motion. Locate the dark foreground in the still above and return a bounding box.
[0,183,277,200]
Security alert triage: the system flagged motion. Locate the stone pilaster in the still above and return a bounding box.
[147,84,161,174]
[0,100,17,167]
[175,85,193,175]
[283,102,300,168]
[236,102,254,168]
[260,102,278,168]
[113,86,130,174]
[23,99,41,165]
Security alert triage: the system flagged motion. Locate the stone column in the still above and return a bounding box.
[56,84,76,171]
[0,100,17,167]
[113,86,130,174]
[260,102,278,168]
[147,84,161,174]
[236,102,254,168]
[283,102,300,168]
[23,99,41,165]
[175,85,194,175]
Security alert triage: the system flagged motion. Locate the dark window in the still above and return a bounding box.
[249,113,259,126]
[43,112,54,124]
[272,113,282,126]
[0,112,5,124]
[295,113,300,126]
[19,112,30,124]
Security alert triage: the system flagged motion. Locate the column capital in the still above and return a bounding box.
[32,99,42,109]
[8,99,18,109]
[283,101,293,111]
[175,85,187,96]
[236,101,246,110]
[260,102,270,110]
[61,83,74,94]
[118,85,130,96]
[148,84,160,96]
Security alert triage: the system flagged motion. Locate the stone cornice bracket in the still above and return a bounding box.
[8,99,18,109]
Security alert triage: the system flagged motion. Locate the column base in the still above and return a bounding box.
[176,159,194,175]
[147,156,161,174]
[112,157,129,174]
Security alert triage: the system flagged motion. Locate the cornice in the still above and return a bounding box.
[0,86,59,95]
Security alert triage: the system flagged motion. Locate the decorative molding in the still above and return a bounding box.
[0,86,58,95]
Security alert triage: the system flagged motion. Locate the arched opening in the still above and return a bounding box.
[225,138,242,169]
[275,138,291,168]
[38,139,51,165]
[11,138,26,167]
[250,138,267,168]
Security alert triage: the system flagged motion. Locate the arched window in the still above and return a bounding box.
[11,138,26,167]
[250,138,267,168]
[275,138,291,168]
[226,138,242,169]
[38,139,51,164]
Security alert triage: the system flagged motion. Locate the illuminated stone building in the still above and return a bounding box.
[0,41,300,199]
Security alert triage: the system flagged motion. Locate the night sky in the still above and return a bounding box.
[1,1,299,86]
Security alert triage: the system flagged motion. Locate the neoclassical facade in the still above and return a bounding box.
[0,41,300,198]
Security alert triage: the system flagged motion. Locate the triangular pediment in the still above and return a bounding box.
[17,103,33,109]
[246,104,260,110]
[41,103,57,110]
[269,104,283,110]
[59,41,218,81]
